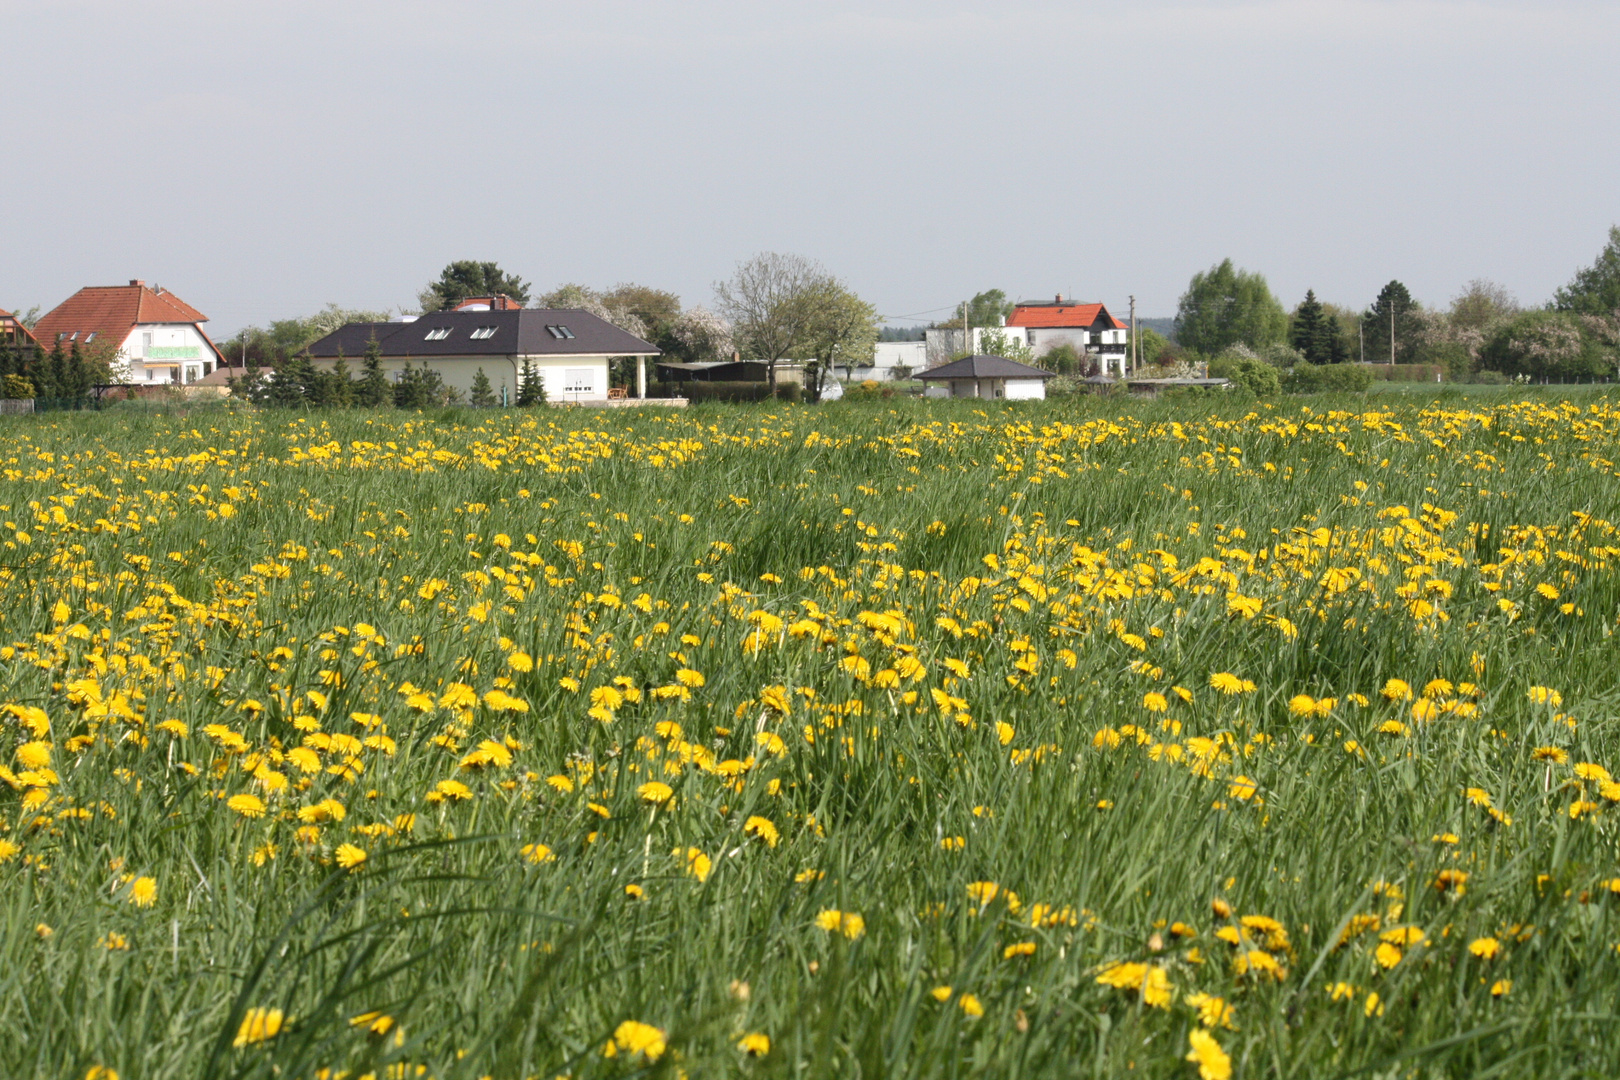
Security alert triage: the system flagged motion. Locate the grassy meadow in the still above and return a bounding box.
[3,391,1620,1079]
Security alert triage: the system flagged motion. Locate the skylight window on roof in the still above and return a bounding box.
[558,325,575,339]
[424,327,452,341]
[84,332,96,343]
[545,325,564,339]
[469,326,497,340]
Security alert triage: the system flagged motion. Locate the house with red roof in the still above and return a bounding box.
[1006,295,1130,375]
[32,280,225,385]
[1,309,39,350]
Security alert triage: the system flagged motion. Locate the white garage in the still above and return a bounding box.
[918,355,1055,400]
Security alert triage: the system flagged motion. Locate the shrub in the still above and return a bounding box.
[1281,363,1373,394]
[1208,355,1280,397]
[1479,310,1614,381]
[681,381,801,404]
[841,381,895,403]
[1043,344,1084,375]
[1364,364,1444,383]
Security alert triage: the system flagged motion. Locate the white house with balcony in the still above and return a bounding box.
[31,280,226,385]
[1006,296,1130,375]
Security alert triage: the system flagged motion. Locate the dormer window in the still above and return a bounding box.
[469,326,497,340]
[546,325,576,340]
[423,327,451,341]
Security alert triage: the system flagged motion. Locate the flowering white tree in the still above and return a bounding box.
[534,284,648,340]
[670,306,733,361]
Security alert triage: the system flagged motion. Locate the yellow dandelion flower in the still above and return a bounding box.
[815,909,865,938]
[128,877,157,908]
[334,844,367,872]
[233,1007,285,1047]
[603,1019,666,1062]
[1527,686,1562,707]
[1185,1029,1232,1080]
[637,781,674,804]
[227,794,266,818]
[676,846,712,882]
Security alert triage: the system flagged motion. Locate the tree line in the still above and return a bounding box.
[0,338,112,403]
[1170,228,1620,382]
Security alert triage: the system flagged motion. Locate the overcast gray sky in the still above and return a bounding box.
[3,0,1616,335]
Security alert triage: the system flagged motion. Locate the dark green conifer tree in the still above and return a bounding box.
[1363,281,1420,365]
[44,341,67,400]
[469,367,496,407]
[324,351,355,407]
[66,342,91,400]
[515,359,546,407]
[1290,291,1327,363]
[355,338,392,407]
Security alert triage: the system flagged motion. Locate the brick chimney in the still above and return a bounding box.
[130,279,145,287]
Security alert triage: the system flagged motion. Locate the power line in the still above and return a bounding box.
[879,304,958,321]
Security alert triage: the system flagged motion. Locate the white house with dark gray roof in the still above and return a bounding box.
[918,354,1054,400]
[304,307,660,403]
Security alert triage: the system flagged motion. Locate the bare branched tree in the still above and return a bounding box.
[713,252,830,391]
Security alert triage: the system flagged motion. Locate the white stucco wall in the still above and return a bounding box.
[923,327,1032,366]
[309,354,614,402]
[122,324,218,385]
[854,341,927,380]
[1026,327,1089,356]
[923,376,1046,400]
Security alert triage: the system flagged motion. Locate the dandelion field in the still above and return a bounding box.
[4,392,1620,1079]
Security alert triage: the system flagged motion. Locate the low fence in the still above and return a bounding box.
[0,398,34,415]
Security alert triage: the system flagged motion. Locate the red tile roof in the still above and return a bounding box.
[33,282,222,360]
[453,295,524,311]
[1,309,40,348]
[1006,302,1127,331]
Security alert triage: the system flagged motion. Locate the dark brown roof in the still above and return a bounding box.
[918,355,1055,380]
[305,309,660,359]
[33,282,223,361]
